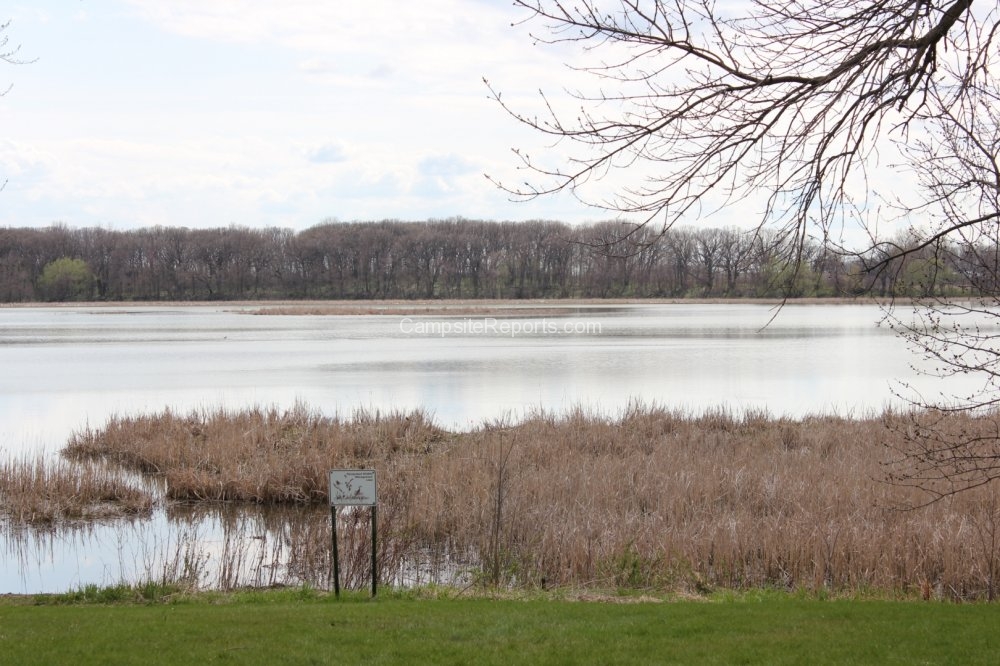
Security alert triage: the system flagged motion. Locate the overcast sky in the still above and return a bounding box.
[0,1,611,231]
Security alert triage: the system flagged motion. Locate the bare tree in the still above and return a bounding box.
[1,19,31,86]
[489,0,993,267]
[878,61,1000,503]
[490,0,1000,498]
[2,19,33,195]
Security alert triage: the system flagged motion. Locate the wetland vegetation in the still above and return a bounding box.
[5,403,999,600]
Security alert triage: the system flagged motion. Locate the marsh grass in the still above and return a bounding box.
[53,403,1000,599]
[64,404,443,504]
[0,456,154,525]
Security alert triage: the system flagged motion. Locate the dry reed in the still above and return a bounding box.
[58,403,1000,599]
[64,404,443,504]
[0,456,154,525]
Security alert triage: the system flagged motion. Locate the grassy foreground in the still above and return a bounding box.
[1,589,998,665]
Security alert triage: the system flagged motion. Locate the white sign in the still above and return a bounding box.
[329,469,377,506]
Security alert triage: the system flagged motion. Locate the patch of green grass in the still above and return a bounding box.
[31,581,186,606]
[0,588,997,664]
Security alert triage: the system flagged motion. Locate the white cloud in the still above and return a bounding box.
[120,0,525,75]
[0,139,53,181]
[418,154,478,178]
[0,1,621,229]
[305,141,348,164]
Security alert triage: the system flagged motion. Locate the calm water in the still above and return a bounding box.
[0,302,978,591]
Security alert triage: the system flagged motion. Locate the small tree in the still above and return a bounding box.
[870,44,1000,503]
[38,258,94,302]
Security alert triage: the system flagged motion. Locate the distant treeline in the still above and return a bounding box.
[0,218,979,302]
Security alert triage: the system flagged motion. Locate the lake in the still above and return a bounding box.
[0,301,978,592]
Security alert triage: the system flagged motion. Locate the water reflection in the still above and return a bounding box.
[1,502,469,594]
[0,302,992,592]
[0,302,950,455]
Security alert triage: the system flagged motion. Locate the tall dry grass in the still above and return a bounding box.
[60,403,1000,598]
[0,456,154,525]
[427,407,1000,599]
[64,404,443,504]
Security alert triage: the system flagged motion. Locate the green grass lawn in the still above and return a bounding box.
[1,588,997,665]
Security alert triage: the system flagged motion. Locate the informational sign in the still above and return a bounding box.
[328,469,379,598]
[329,469,377,507]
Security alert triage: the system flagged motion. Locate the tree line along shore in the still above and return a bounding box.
[0,219,979,303]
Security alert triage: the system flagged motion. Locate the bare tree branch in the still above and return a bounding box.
[491,1,1000,501]
[489,1,989,267]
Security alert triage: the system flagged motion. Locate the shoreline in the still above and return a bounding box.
[0,295,914,315]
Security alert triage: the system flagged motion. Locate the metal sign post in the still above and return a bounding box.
[328,469,378,598]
